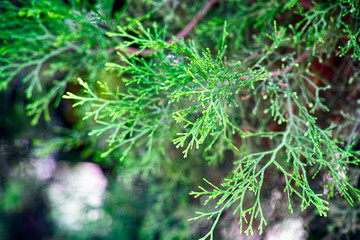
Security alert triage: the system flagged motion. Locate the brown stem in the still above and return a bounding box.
[172,0,218,43]
[298,0,314,9]
[125,0,218,55]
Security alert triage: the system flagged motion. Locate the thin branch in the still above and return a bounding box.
[172,0,218,42]
[238,51,310,81]
[278,51,310,77]
[125,0,218,55]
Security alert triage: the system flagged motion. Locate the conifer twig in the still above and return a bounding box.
[239,51,310,81]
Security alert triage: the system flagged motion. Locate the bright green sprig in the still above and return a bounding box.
[64,77,162,161]
[65,20,266,161]
[338,25,360,60]
[172,48,265,157]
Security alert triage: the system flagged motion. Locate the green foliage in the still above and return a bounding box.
[0,0,118,125]
[64,21,266,161]
[190,94,360,238]
[2,0,360,239]
[339,25,360,60]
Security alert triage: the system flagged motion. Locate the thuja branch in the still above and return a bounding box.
[189,49,360,238]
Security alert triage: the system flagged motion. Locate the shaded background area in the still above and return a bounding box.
[0,80,161,240]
